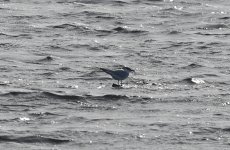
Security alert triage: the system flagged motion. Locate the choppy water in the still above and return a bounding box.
[0,0,230,149]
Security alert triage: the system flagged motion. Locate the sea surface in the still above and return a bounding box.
[0,0,230,149]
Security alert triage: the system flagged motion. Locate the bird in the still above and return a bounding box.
[100,66,135,86]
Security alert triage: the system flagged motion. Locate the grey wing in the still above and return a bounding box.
[113,70,129,80]
[100,68,129,80]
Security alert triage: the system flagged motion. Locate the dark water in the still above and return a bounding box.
[1,0,230,149]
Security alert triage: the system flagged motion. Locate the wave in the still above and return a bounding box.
[180,63,204,69]
[206,42,221,46]
[1,90,36,96]
[10,15,48,20]
[0,33,13,38]
[82,11,115,19]
[35,56,54,64]
[112,0,129,6]
[95,29,113,36]
[49,23,148,36]
[133,0,163,5]
[95,15,116,20]
[51,23,88,30]
[192,127,230,137]
[29,112,62,117]
[42,91,84,100]
[89,94,130,101]
[168,30,182,35]
[49,23,93,34]
[195,32,230,36]
[0,80,10,86]
[0,135,70,144]
[56,0,101,4]
[0,32,32,39]
[4,87,224,104]
[68,42,117,51]
[219,17,230,20]
[58,66,72,71]
[113,26,148,34]
[0,43,16,50]
[0,89,152,102]
[0,90,83,101]
[182,77,205,84]
[49,45,72,51]
[197,24,229,30]
[57,0,128,5]
[25,55,55,65]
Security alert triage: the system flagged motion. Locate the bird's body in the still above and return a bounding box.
[100,67,134,86]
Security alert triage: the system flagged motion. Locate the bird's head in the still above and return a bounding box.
[122,67,135,73]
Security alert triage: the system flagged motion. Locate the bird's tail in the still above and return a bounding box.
[100,68,113,75]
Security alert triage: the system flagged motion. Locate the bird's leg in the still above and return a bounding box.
[121,80,123,86]
[117,80,120,85]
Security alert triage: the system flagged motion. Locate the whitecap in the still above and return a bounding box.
[191,78,205,84]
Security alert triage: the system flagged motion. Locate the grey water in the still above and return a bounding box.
[0,0,230,149]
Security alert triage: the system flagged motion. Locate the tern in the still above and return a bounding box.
[100,67,135,86]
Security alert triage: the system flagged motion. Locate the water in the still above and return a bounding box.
[0,0,230,149]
